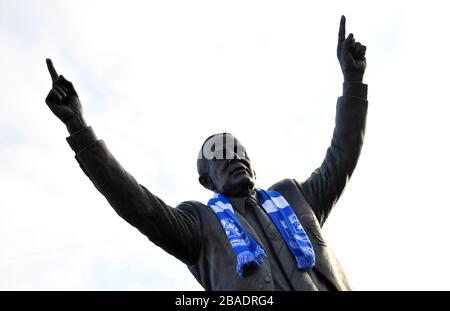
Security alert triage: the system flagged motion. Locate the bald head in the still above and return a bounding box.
[197,133,255,196]
[197,133,247,174]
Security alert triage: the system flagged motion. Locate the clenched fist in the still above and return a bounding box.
[45,59,86,133]
[337,16,367,82]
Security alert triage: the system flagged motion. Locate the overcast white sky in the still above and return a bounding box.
[1,0,450,290]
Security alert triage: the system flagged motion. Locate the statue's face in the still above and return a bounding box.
[199,134,256,197]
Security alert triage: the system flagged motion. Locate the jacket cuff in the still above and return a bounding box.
[66,126,98,154]
[343,82,368,99]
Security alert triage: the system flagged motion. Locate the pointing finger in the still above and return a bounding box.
[337,15,346,57]
[338,16,346,45]
[46,58,59,82]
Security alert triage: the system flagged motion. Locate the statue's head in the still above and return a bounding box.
[197,133,256,197]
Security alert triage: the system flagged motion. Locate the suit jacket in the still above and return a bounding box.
[66,82,368,291]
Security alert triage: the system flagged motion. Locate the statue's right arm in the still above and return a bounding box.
[44,59,201,265]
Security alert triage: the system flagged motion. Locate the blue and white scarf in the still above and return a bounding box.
[207,188,315,277]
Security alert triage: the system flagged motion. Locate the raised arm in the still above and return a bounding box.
[44,59,201,264]
[299,16,368,226]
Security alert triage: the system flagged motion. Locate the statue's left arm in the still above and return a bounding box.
[298,16,368,226]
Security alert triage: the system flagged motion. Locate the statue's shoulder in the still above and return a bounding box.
[269,178,300,193]
[176,200,213,216]
[269,178,314,216]
[177,200,204,210]
[176,200,218,234]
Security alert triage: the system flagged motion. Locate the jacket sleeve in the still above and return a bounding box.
[66,127,202,265]
[298,82,368,226]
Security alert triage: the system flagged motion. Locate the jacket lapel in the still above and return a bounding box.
[269,178,345,289]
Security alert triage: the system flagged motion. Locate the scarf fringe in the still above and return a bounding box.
[296,253,316,270]
[236,246,268,277]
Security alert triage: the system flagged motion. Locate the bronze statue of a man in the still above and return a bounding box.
[44,16,367,290]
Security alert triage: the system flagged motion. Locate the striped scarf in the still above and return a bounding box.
[207,188,315,277]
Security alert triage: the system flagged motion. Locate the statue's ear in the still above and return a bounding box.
[199,175,215,191]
